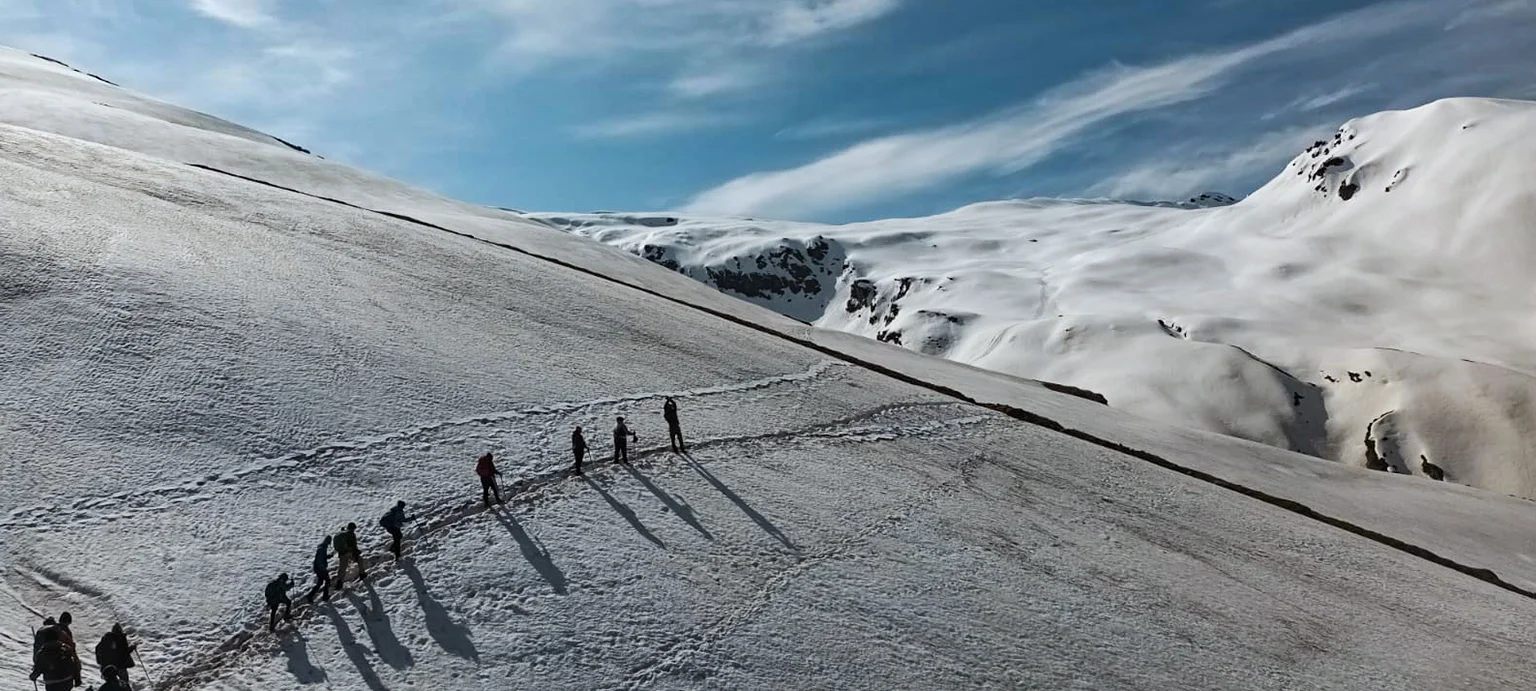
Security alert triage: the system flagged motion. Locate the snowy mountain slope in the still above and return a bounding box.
[6,48,1536,691]
[540,97,1536,498]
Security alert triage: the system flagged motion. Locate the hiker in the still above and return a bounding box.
[31,617,79,691]
[265,573,294,631]
[613,416,637,464]
[306,535,333,602]
[335,523,366,585]
[476,453,503,507]
[55,614,75,657]
[663,397,685,452]
[571,426,588,474]
[380,500,410,560]
[96,665,132,691]
[94,624,137,685]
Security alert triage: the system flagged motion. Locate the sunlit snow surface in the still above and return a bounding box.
[540,98,1536,499]
[4,47,1536,690]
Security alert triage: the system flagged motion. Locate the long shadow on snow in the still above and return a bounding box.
[581,473,665,547]
[402,559,481,662]
[492,507,570,595]
[681,452,797,551]
[280,629,327,685]
[321,601,390,691]
[620,462,713,541]
[346,586,414,670]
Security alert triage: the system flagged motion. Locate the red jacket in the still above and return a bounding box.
[476,454,497,478]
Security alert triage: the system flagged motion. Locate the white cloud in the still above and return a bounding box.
[764,0,902,45]
[1090,125,1333,200]
[682,0,1453,218]
[188,0,275,29]
[571,111,746,140]
[669,66,761,98]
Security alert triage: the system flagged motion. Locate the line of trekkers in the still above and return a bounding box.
[30,612,141,691]
[260,399,688,632]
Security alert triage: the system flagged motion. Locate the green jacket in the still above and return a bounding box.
[334,530,359,555]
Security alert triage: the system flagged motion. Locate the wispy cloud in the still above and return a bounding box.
[571,111,746,140]
[681,0,1505,219]
[1091,125,1332,200]
[764,0,902,45]
[188,0,274,29]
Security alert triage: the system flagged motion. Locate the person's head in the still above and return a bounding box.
[280,572,290,582]
[112,623,124,635]
[101,665,118,680]
[42,616,56,626]
[617,416,625,423]
[59,612,72,626]
[322,535,332,545]
[575,425,582,433]
[396,500,405,509]
[482,452,493,461]
[346,522,356,532]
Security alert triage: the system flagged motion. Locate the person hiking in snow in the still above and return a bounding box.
[613,416,637,464]
[31,617,80,691]
[571,426,588,474]
[265,573,294,631]
[380,500,410,560]
[55,611,79,661]
[94,624,137,686]
[335,523,366,586]
[94,664,131,691]
[663,397,685,453]
[476,453,503,507]
[305,535,333,603]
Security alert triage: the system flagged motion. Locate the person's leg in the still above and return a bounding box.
[390,528,402,558]
[492,477,502,503]
[268,605,278,631]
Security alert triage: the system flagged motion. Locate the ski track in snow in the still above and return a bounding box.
[0,361,847,531]
[132,381,1000,690]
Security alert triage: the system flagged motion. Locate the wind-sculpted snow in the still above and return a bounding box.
[544,98,1536,499]
[9,46,1536,690]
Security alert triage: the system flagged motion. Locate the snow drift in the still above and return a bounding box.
[540,97,1536,499]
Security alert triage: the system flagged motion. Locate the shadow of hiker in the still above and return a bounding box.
[281,629,327,685]
[401,559,481,662]
[346,586,413,671]
[581,473,665,547]
[620,462,713,541]
[492,508,570,595]
[321,601,390,691]
[681,452,796,550]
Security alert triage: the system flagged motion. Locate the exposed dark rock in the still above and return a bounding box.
[1421,455,1446,481]
[1338,180,1359,200]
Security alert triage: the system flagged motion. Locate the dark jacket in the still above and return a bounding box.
[94,631,134,670]
[614,421,634,443]
[335,529,359,556]
[312,539,331,572]
[572,429,587,453]
[663,400,679,425]
[265,577,292,606]
[380,505,408,532]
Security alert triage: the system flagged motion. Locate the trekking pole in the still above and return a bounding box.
[134,648,155,688]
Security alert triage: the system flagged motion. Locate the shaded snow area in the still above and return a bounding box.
[8,47,1536,691]
[538,97,1536,499]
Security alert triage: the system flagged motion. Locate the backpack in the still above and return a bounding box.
[34,639,75,682]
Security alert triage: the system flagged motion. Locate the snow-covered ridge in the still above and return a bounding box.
[537,97,1536,499]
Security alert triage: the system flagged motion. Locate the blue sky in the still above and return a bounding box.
[2,0,1534,222]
